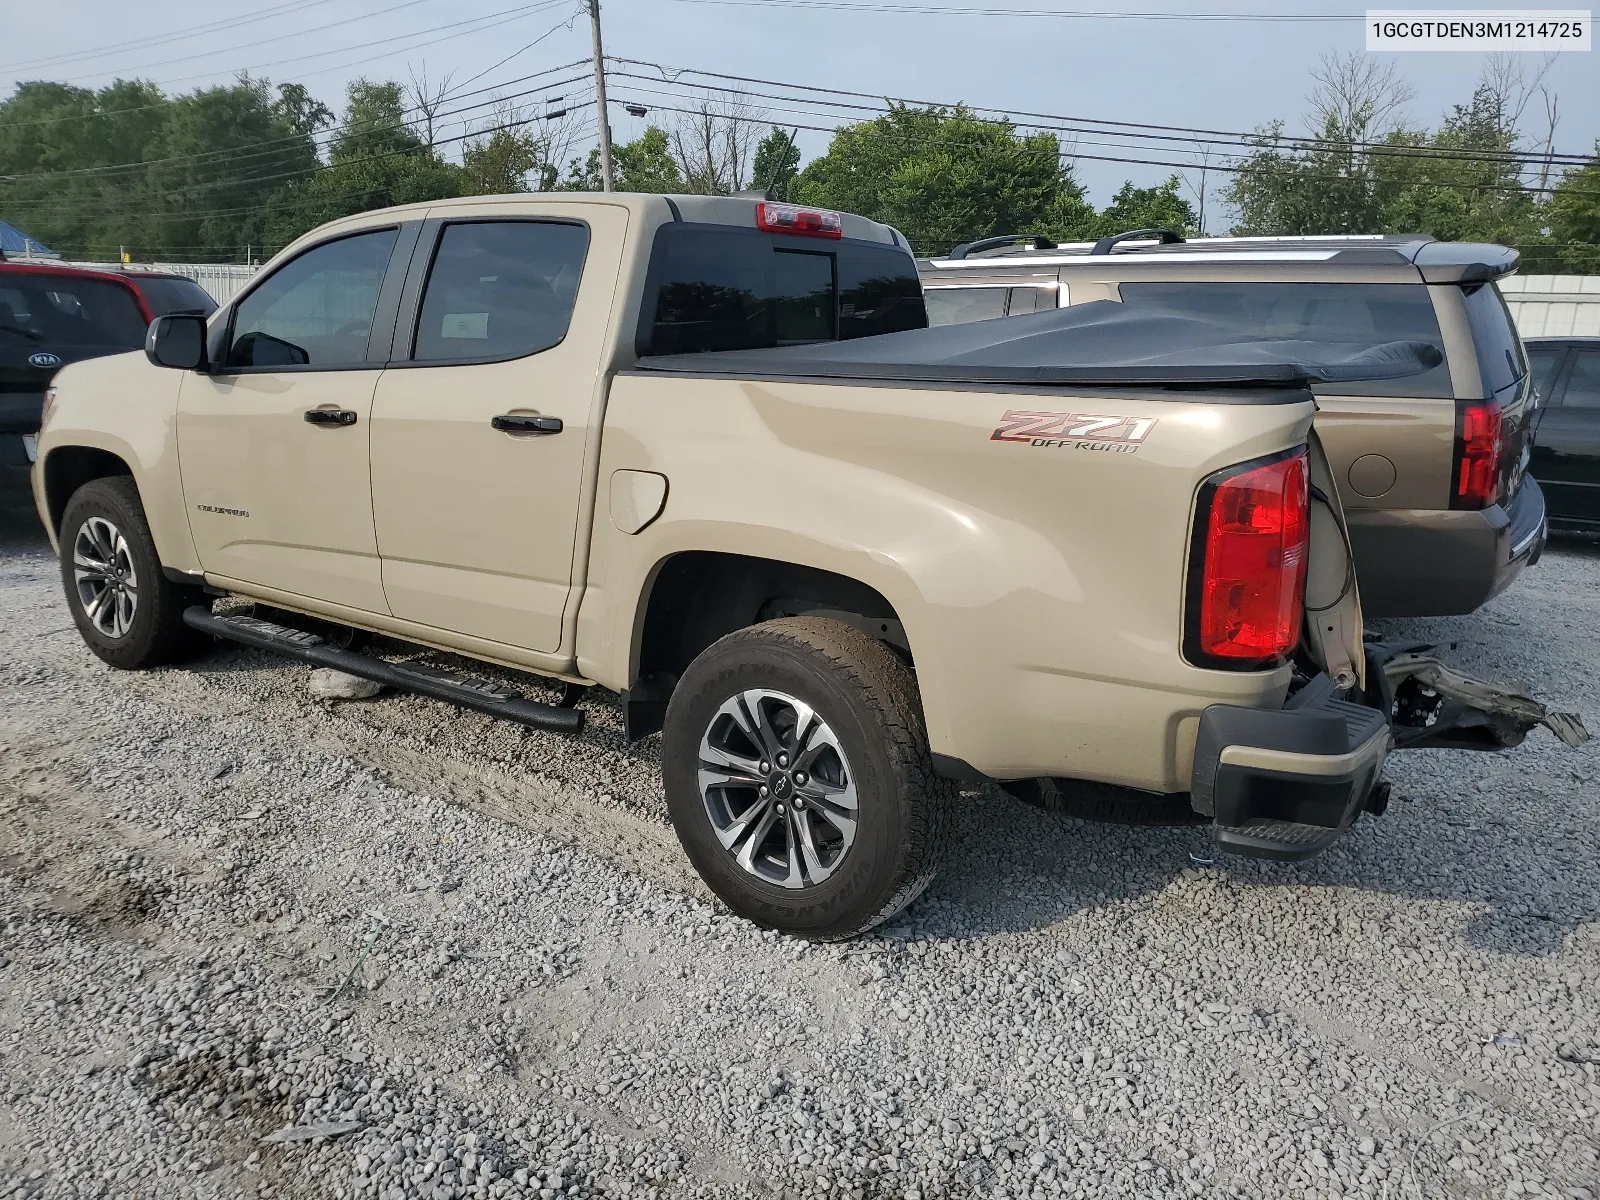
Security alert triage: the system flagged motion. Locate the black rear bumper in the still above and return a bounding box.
[1190,674,1389,861]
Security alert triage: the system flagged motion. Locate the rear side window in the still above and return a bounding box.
[1462,282,1526,397]
[134,277,218,317]
[639,224,926,355]
[0,276,146,352]
[1117,281,1453,399]
[1527,346,1564,401]
[228,228,398,369]
[925,287,1008,326]
[413,220,589,363]
[1564,350,1600,409]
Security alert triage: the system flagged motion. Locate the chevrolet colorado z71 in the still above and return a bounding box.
[32,194,1586,938]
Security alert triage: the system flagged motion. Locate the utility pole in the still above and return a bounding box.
[587,0,614,192]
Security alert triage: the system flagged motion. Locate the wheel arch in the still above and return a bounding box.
[41,444,137,540]
[622,550,916,741]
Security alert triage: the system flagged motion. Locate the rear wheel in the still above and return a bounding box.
[59,476,206,670]
[662,616,954,940]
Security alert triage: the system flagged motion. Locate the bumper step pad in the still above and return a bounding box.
[183,607,584,734]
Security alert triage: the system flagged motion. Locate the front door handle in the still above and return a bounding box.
[491,413,563,435]
[304,408,358,427]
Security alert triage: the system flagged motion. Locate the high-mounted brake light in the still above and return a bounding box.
[1452,399,1502,510]
[1187,449,1310,669]
[756,201,843,240]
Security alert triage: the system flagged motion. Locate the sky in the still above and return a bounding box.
[4,0,1596,229]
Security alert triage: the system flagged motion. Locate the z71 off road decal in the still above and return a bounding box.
[990,409,1157,454]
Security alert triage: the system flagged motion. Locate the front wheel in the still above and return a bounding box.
[662,616,954,940]
[59,476,206,670]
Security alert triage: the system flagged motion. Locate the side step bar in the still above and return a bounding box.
[183,607,585,734]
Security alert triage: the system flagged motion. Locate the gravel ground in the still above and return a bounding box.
[1,506,1597,1200]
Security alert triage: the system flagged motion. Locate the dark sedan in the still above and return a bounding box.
[1526,336,1600,534]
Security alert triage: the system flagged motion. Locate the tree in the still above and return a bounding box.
[670,94,761,195]
[1545,147,1600,273]
[558,126,684,193]
[0,76,321,261]
[264,78,462,248]
[1088,177,1196,237]
[794,105,1089,257]
[751,127,801,199]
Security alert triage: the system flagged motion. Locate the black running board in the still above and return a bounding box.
[183,607,585,734]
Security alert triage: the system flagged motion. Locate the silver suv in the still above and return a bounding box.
[918,230,1548,619]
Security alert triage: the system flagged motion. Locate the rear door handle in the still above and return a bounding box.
[491,414,563,435]
[304,408,358,427]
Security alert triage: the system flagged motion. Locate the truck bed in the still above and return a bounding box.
[634,298,1443,390]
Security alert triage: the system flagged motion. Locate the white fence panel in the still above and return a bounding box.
[67,261,260,304]
[1500,274,1600,338]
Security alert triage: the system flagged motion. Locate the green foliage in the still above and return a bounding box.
[1222,72,1600,270]
[461,127,542,196]
[1076,177,1196,239]
[262,78,462,249]
[793,105,1089,257]
[1543,147,1600,273]
[751,127,800,200]
[615,127,684,193]
[0,77,320,260]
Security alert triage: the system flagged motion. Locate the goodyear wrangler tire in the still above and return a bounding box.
[662,616,955,940]
[59,477,206,670]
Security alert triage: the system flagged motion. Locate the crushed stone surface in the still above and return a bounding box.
[1,511,1597,1200]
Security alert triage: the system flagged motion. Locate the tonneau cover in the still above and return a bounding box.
[636,299,1444,389]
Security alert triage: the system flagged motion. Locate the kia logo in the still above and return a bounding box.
[28,351,62,369]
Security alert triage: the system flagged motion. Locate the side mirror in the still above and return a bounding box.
[145,314,208,371]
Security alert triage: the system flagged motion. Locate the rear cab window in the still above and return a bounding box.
[1116,281,1453,399]
[638,223,926,355]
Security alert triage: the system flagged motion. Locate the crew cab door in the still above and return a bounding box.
[178,225,416,612]
[368,204,626,653]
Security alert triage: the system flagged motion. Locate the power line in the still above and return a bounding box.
[610,57,1598,170]
[0,61,592,187]
[669,0,1358,20]
[603,86,1600,199]
[0,0,342,74]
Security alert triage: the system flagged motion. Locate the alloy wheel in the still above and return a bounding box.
[73,515,139,639]
[697,688,859,889]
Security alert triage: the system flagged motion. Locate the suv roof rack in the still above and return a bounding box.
[1090,227,1185,256]
[947,234,1057,260]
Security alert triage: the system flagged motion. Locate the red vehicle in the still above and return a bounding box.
[1,262,217,507]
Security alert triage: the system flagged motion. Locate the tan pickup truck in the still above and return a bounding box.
[31,194,1586,938]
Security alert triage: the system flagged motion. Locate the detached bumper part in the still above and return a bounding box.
[1190,675,1389,861]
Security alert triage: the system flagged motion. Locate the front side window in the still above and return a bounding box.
[1564,350,1600,409]
[924,287,1009,327]
[640,224,925,355]
[1462,282,1527,397]
[1117,281,1453,399]
[413,220,590,363]
[228,228,399,369]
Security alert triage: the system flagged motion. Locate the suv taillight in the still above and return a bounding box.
[756,201,843,239]
[1186,449,1310,669]
[1452,399,1502,510]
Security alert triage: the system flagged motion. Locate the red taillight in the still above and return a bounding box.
[1453,400,1502,510]
[756,201,843,239]
[1189,450,1310,668]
